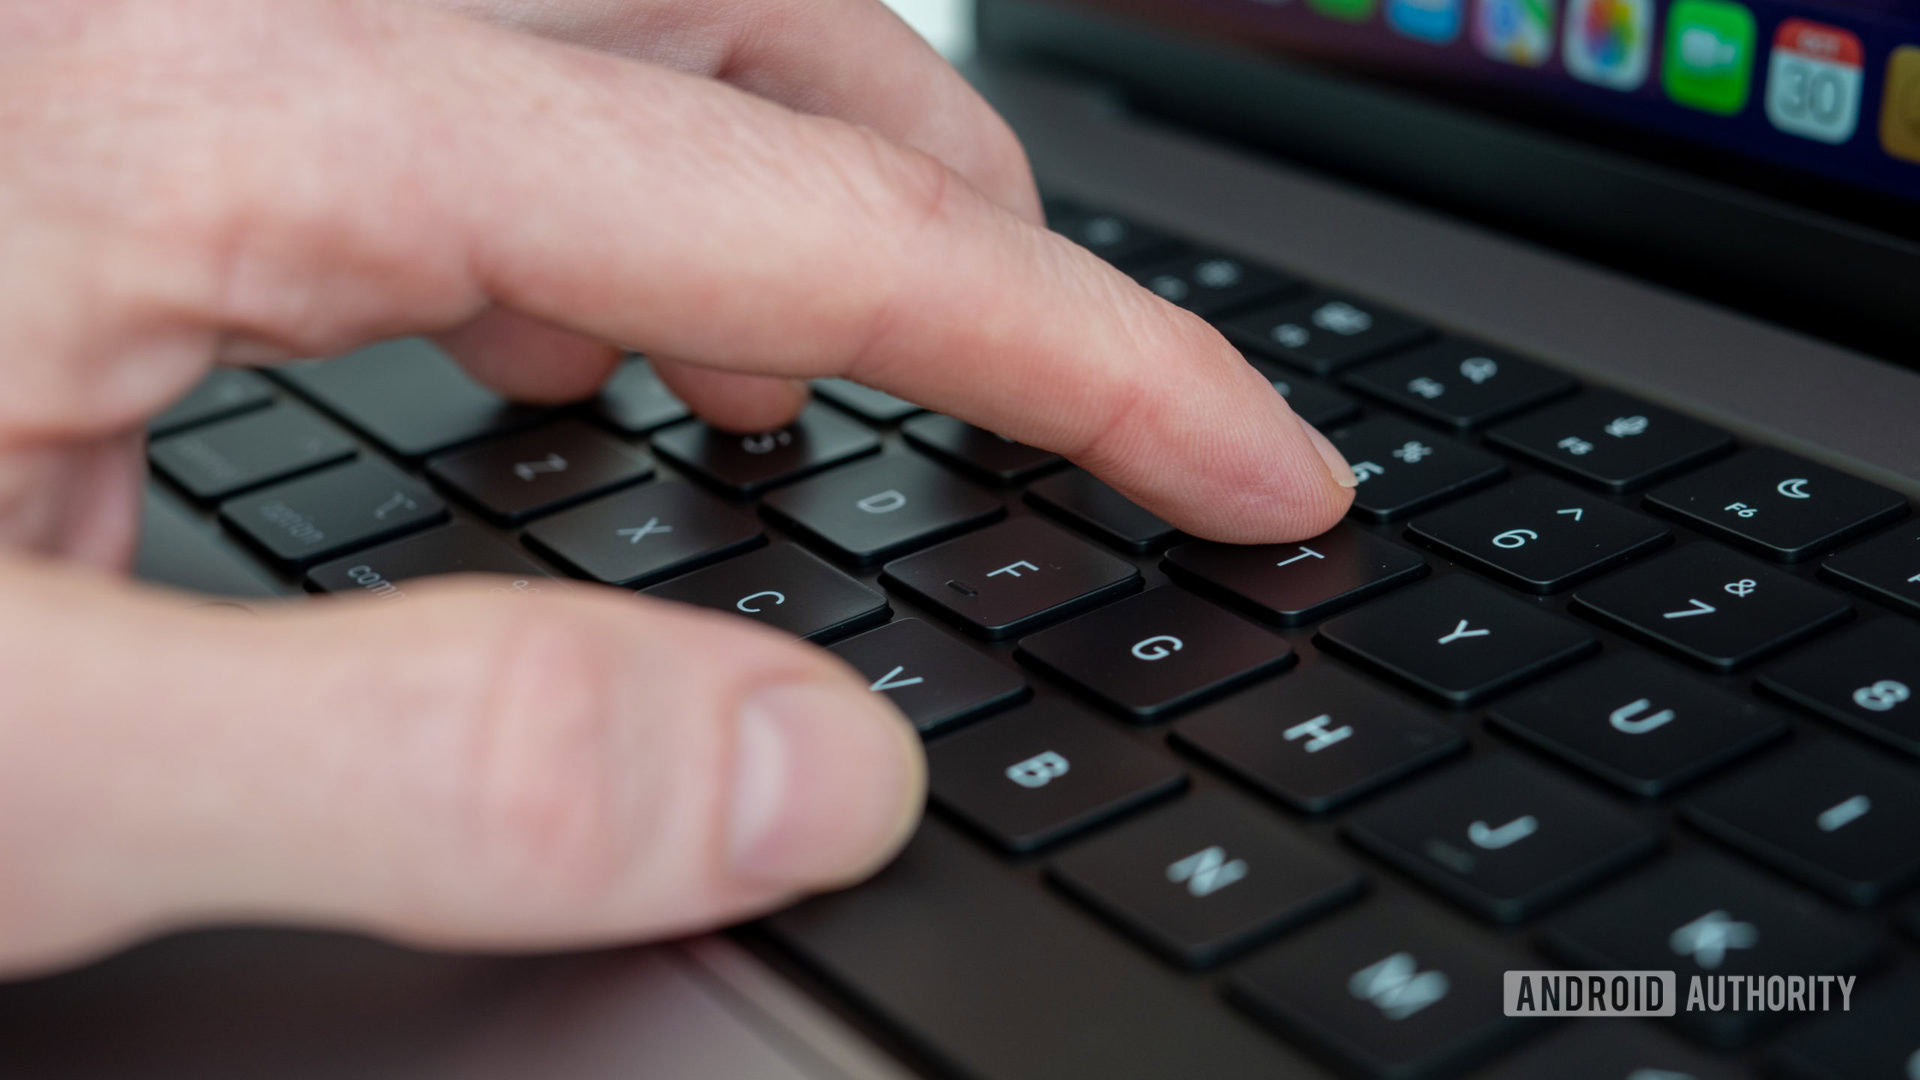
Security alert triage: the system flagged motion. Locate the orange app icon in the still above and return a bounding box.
[1883,45,1920,163]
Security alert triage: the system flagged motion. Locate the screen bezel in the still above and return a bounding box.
[977,0,1920,364]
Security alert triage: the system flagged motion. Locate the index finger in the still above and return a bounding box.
[43,1,1353,542]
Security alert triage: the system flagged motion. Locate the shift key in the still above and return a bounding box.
[221,460,446,566]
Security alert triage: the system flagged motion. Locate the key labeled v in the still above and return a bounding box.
[869,666,925,692]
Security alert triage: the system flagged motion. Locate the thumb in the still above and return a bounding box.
[0,554,923,976]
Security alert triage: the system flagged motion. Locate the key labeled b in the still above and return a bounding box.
[1006,751,1070,789]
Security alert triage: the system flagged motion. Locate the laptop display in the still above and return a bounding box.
[1072,0,1920,233]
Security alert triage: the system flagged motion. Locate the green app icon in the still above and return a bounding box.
[1308,0,1379,21]
[1662,0,1756,114]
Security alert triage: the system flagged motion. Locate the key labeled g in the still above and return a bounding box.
[1130,635,1184,661]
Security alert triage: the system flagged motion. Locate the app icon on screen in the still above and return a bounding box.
[1564,0,1653,90]
[1309,0,1380,21]
[1475,0,1557,67]
[1882,46,1920,164]
[1662,0,1756,115]
[1389,0,1465,43]
[1765,19,1864,143]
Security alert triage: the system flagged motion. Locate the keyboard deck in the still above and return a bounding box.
[143,197,1920,1080]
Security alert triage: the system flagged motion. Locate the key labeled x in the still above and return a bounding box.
[616,517,673,543]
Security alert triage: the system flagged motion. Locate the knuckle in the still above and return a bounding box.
[822,119,965,241]
[443,598,642,908]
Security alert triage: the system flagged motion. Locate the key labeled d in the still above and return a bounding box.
[856,489,907,514]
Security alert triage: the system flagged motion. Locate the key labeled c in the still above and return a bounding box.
[1130,635,1184,661]
[735,590,786,613]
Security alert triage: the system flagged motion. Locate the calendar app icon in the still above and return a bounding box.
[1765,18,1865,143]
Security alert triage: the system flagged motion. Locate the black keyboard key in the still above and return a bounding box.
[1172,664,1464,814]
[811,378,920,423]
[425,420,652,523]
[1220,293,1431,375]
[1543,853,1880,1048]
[927,701,1186,852]
[1051,209,1181,268]
[1822,526,1920,617]
[1760,619,1920,758]
[1409,475,1671,593]
[828,618,1028,735]
[1478,1022,1748,1080]
[1681,738,1920,905]
[1229,895,1530,1079]
[1015,586,1294,721]
[1342,339,1575,430]
[148,370,274,436]
[521,481,763,586]
[586,360,689,434]
[1258,367,1360,429]
[1646,448,1908,562]
[305,523,553,598]
[1049,791,1364,968]
[1329,417,1508,522]
[277,339,547,458]
[1318,575,1597,706]
[1486,390,1734,493]
[1771,967,1920,1080]
[881,518,1142,640]
[1572,544,1852,670]
[149,404,356,500]
[641,543,887,643]
[1163,523,1428,626]
[901,414,1064,485]
[1024,469,1178,553]
[766,822,1319,1080]
[1489,653,1787,796]
[1128,250,1300,318]
[1343,755,1659,923]
[651,405,880,496]
[219,460,446,566]
[760,453,1003,565]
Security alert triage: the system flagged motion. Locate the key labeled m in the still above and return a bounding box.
[1348,953,1450,1020]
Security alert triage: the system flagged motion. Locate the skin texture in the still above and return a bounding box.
[0,0,1354,977]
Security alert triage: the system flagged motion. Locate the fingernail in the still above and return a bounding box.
[728,681,924,887]
[1296,414,1358,487]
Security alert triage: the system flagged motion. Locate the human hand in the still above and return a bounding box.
[0,0,1354,975]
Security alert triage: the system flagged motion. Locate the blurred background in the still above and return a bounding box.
[885,0,971,59]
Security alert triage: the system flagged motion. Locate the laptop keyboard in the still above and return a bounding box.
[142,195,1920,1079]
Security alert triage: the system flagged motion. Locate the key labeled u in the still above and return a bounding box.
[1609,698,1675,735]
